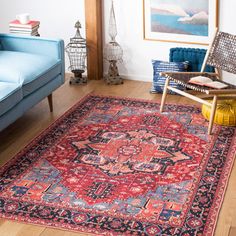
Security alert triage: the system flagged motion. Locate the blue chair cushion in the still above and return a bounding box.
[169,48,215,72]
[0,51,61,97]
[0,82,22,116]
[151,60,189,94]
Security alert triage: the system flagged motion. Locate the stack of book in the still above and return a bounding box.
[9,20,40,36]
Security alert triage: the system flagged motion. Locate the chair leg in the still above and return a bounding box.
[160,78,170,113]
[47,94,53,112]
[208,95,217,135]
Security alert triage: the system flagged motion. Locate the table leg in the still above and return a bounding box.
[160,78,170,112]
[208,95,217,135]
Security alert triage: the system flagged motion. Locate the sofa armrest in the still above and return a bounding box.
[0,34,64,62]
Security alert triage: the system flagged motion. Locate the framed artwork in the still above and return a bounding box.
[143,0,218,45]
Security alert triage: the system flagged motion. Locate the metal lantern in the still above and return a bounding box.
[104,0,123,85]
[65,20,87,85]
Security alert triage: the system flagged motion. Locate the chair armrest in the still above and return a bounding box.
[0,34,64,62]
[160,72,219,77]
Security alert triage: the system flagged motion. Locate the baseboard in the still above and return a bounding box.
[65,71,152,83]
[120,74,152,82]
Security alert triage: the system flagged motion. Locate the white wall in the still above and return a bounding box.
[218,0,236,84]
[0,0,236,85]
[0,0,86,71]
[103,0,236,85]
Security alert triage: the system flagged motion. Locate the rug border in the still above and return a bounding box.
[204,134,236,236]
[1,93,235,236]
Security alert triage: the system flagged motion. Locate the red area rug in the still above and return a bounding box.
[0,95,235,235]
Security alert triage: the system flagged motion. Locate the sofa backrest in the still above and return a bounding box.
[169,47,215,73]
[0,34,64,62]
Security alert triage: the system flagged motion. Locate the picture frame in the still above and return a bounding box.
[143,0,219,45]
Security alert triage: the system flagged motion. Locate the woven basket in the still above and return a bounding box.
[202,100,236,126]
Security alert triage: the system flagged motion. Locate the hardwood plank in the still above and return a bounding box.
[0,220,45,236]
[40,228,91,236]
[0,76,235,236]
[229,227,236,236]
[214,200,236,236]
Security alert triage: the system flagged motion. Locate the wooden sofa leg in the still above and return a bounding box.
[47,94,53,112]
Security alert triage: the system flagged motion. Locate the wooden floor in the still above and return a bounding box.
[0,78,235,236]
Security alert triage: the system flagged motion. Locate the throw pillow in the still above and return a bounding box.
[150,60,189,94]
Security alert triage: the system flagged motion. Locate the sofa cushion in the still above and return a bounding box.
[0,51,61,97]
[0,82,22,116]
[23,62,61,97]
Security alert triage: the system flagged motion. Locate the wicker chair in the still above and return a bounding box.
[160,30,236,135]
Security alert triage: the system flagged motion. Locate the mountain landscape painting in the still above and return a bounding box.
[150,0,209,36]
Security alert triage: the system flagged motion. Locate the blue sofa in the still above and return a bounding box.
[0,34,65,131]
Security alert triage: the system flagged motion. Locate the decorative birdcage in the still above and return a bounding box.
[104,0,123,85]
[65,20,87,85]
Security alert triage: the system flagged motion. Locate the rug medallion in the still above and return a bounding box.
[0,95,235,235]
